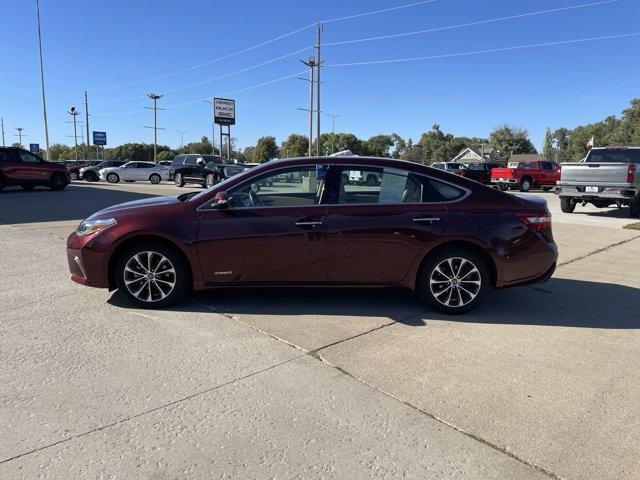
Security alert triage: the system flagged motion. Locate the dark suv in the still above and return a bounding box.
[460,162,505,185]
[0,147,69,191]
[170,154,245,188]
[80,160,127,182]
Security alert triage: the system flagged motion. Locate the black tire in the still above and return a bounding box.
[124,180,135,183]
[114,242,187,309]
[205,173,216,188]
[174,172,185,187]
[21,184,35,191]
[50,173,67,191]
[417,247,489,315]
[630,196,640,218]
[498,184,509,191]
[107,173,120,184]
[519,177,532,192]
[69,172,78,181]
[366,174,378,186]
[149,173,161,184]
[85,171,98,182]
[0,175,4,191]
[560,197,576,213]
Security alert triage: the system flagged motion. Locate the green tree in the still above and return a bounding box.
[542,128,555,161]
[364,134,394,157]
[156,150,174,161]
[182,136,214,155]
[416,124,467,164]
[489,124,537,160]
[281,134,309,158]
[253,136,279,162]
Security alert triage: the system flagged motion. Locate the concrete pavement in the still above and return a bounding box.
[1,181,638,479]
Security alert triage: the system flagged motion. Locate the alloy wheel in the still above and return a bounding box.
[123,251,176,303]
[429,257,481,308]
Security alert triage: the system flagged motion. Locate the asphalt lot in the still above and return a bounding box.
[1,180,639,479]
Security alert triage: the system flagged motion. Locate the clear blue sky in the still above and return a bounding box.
[2,0,639,152]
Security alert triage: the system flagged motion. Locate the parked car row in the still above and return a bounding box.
[170,154,247,188]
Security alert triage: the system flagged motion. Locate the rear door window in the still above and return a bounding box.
[185,156,198,165]
[336,167,423,204]
[541,162,555,171]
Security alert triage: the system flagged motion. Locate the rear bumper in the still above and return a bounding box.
[491,178,518,185]
[556,184,638,200]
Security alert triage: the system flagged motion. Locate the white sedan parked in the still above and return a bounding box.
[99,161,170,184]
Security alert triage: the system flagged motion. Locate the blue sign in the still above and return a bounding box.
[93,131,107,146]
[29,143,40,154]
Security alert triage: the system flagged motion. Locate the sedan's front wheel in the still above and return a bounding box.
[107,173,120,184]
[115,243,186,308]
[417,248,489,315]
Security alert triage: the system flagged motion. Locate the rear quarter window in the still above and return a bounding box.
[427,179,466,201]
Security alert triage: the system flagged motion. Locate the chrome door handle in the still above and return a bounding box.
[413,217,440,223]
[295,221,323,227]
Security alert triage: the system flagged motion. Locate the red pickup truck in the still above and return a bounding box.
[490,160,559,192]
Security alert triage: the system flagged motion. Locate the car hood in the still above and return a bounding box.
[91,195,183,219]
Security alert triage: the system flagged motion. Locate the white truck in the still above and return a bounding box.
[556,146,640,218]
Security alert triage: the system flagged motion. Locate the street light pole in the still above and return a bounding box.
[15,128,25,148]
[84,91,91,159]
[202,99,216,155]
[316,23,323,156]
[68,107,80,160]
[326,113,341,155]
[176,130,187,149]
[145,93,164,163]
[1,117,5,147]
[299,57,316,157]
[35,0,50,160]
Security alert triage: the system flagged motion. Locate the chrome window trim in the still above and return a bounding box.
[196,162,471,211]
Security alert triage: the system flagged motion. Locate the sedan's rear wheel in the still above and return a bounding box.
[107,173,120,184]
[149,173,161,184]
[115,243,186,308]
[418,248,489,315]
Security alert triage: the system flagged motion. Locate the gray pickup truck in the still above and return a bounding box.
[556,146,640,217]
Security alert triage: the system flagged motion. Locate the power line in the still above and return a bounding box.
[92,71,306,116]
[324,0,619,47]
[92,46,313,104]
[328,32,640,67]
[88,0,439,92]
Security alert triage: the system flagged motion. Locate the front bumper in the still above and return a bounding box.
[66,232,111,288]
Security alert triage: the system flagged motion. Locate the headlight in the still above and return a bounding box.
[76,218,117,237]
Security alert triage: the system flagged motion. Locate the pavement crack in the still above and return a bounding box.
[0,354,304,466]
[308,352,560,480]
[557,234,640,267]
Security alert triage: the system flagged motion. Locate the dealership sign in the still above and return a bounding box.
[29,143,40,154]
[93,131,107,146]
[214,98,235,125]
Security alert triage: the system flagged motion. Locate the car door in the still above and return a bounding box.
[0,149,26,182]
[16,150,48,181]
[196,165,328,283]
[135,163,153,180]
[322,165,449,284]
[540,162,556,185]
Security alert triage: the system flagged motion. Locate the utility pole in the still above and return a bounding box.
[298,57,316,157]
[35,0,50,160]
[145,93,164,163]
[326,113,341,155]
[15,128,25,148]
[316,23,323,156]
[68,107,80,160]
[176,130,187,149]
[1,117,5,146]
[84,91,90,159]
[202,99,217,155]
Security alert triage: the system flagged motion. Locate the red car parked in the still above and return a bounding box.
[0,147,69,191]
[67,157,557,314]
[490,160,559,192]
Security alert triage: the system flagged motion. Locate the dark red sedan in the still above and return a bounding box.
[67,157,557,314]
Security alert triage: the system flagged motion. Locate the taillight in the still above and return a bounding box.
[627,164,636,183]
[515,212,552,232]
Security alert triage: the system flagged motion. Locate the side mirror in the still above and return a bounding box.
[212,191,229,209]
